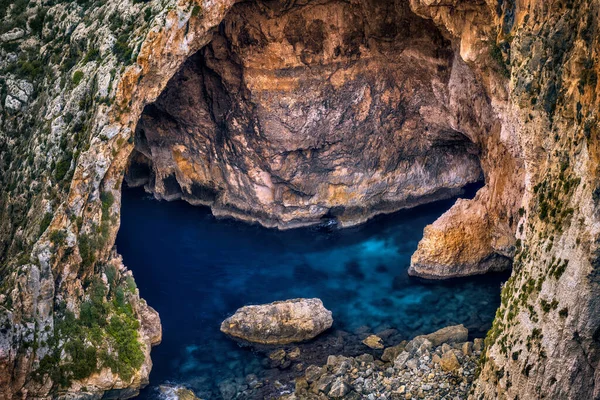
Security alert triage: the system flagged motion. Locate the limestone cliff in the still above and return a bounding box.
[0,0,598,399]
[407,0,600,398]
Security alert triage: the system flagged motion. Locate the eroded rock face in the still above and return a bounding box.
[126,0,487,228]
[220,298,333,345]
[409,197,513,278]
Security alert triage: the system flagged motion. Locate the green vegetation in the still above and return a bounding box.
[78,191,115,270]
[489,42,510,78]
[113,34,133,64]
[39,212,53,237]
[83,48,100,63]
[191,5,202,17]
[78,233,96,269]
[540,298,559,313]
[29,8,47,36]
[49,229,67,246]
[533,159,579,231]
[549,258,568,279]
[144,7,153,23]
[54,155,72,181]
[34,270,144,388]
[558,307,568,318]
[72,70,84,86]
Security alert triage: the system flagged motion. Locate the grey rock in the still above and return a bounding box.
[382,341,407,362]
[305,365,323,383]
[0,28,24,42]
[394,351,411,370]
[328,377,351,398]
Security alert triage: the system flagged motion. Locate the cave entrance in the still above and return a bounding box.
[125,0,484,230]
[117,1,507,398]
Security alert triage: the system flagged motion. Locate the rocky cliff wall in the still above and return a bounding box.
[407,0,600,398]
[0,0,598,398]
[0,0,239,397]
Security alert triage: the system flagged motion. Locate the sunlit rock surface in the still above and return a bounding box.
[220,298,333,345]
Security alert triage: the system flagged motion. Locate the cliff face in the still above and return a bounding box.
[0,0,598,399]
[0,0,238,397]
[127,0,486,229]
[407,0,600,398]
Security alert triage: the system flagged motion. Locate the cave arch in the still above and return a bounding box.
[125,0,489,230]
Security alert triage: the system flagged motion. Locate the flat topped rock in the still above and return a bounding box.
[414,324,468,347]
[220,298,333,345]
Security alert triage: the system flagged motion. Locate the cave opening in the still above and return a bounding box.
[124,0,486,230]
[116,0,506,398]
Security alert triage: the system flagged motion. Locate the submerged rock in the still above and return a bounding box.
[158,385,201,400]
[220,298,333,345]
[362,335,384,349]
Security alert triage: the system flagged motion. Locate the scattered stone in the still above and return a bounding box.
[288,347,301,359]
[363,335,384,349]
[292,327,481,400]
[440,351,461,372]
[462,342,473,356]
[220,298,333,344]
[269,348,286,362]
[394,351,411,369]
[315,374,335,393]
[305,365,323,383]
[329,377,350,398]
[356,354,375,363]
[473,338,484,352]
[382,341,407,362]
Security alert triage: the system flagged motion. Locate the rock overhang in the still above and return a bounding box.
[125,0,490,232]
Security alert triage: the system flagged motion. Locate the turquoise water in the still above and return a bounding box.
[115,186,507,399]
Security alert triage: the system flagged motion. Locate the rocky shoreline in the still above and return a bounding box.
[286,328,481,400]
[158,325,482,400]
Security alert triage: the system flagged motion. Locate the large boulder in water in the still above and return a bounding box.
[220,298,333,345]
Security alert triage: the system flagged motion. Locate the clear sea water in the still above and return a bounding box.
[115,186,507,399]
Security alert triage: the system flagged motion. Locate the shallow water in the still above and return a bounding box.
[116,186,507,399]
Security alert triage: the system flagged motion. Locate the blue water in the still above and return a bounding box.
[116,187,507,399]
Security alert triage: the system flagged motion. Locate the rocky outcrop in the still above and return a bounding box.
[406,0,525,278]
[125,0,488,229]
[0,0,235,397]
[409,197,513,278]
[220,298,333,345]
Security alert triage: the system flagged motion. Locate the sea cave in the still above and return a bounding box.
[1,0,599,399]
